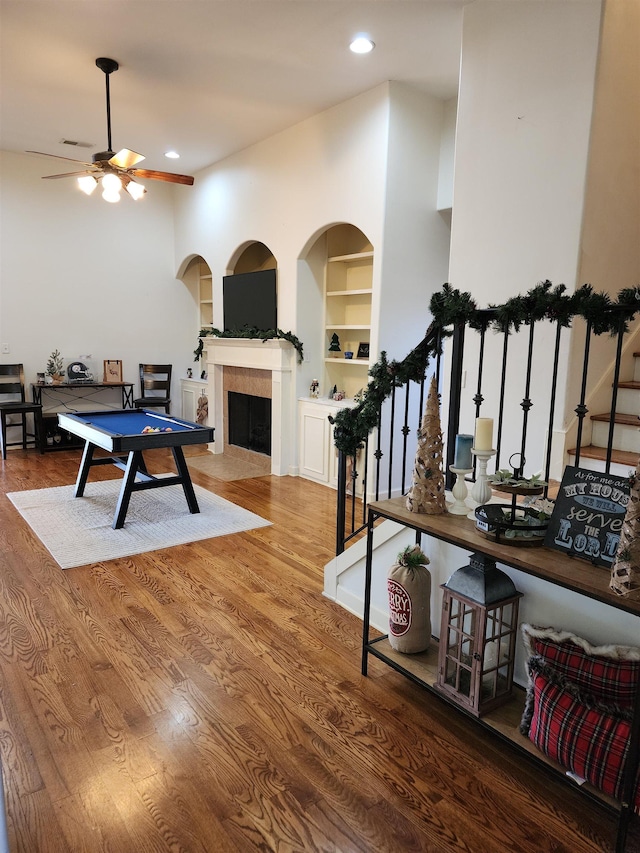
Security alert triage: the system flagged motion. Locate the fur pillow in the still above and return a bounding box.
[521,624,640,713]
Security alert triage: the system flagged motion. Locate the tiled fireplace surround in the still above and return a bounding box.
[204,338,296,476]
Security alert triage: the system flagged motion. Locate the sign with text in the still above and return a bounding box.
[544,466,630,567]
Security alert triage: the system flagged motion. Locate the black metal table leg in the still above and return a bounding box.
[112,450,144,529]
[74,441,96,497]
[171,446,200,514]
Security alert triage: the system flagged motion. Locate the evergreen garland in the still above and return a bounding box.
[331,281,640,456]
[194,327,304,364]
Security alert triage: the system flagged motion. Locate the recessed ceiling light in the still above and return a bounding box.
[165,150,180,159]
[350,36,375,55]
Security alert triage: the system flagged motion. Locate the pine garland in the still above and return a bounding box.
[194,327,304,364]
[331,281,640,456]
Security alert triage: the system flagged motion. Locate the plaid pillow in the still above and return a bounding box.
[522,657,639,808]
[521,624,640,713]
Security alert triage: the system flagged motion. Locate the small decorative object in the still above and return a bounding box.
[200,370,207,380]
[475,454,550,546]
[448,465,473,515]
[103,359,123,383]
[356,342,369,359]
[453,434,473,469]
[344,351,353,359]
[329,384,337,400]
[333,389,345,402]
[544,466,630,568]
[406,375,447,515]
[436,553,522,717]
[187,368,193,379]
[470,417,495,505]
[387,545,432,653]
[610,458,640,596]
[36,372,45,384]
[328,333,341,356]
[46,349,64,383]
[309,378,319,398]
[196,394,208,425]
[67,360,94,383]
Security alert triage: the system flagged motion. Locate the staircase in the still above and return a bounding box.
[569,350,640,475]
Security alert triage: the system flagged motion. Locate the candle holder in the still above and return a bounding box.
[448,466,473,515]
[470,448,496,506]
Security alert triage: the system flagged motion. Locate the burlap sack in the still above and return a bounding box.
[388,547,432,653]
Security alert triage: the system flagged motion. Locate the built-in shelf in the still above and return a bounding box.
[328,251,374,263]
[326,288,373,297]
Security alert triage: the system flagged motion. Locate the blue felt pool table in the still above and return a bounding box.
[57,409,215,529]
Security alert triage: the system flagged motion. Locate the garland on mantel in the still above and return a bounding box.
[194,327,304,364]
[331,280,640,457]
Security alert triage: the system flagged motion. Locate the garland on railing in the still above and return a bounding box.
[194,327,304,364]
[331,280,640,456]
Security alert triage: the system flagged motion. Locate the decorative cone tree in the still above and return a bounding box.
[610,458,640,596]
[406,375,447,515]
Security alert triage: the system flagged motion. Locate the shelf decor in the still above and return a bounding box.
[436,552,522,717]
[405,375,447,515]
[610,457,640,597]
[387,545,432,654]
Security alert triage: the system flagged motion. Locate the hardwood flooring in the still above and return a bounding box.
[0,447,637,852]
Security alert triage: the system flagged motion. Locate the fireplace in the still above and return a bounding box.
[205,338,296,476]
[228,392,272,456]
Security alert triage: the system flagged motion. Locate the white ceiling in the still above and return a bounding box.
[0,1,467,179]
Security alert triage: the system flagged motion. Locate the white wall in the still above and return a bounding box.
[0,151,197,400]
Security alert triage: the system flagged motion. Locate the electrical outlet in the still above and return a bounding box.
[1,343,9,354]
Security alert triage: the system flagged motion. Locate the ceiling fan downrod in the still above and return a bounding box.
[95,57,119,161]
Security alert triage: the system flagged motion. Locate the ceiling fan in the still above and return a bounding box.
[27,57,194,201]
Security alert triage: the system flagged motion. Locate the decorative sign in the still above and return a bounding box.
[544,466,630,567]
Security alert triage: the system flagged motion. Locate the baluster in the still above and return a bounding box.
[401,383,411,496]
[543,320,563,498]
[574,319,593,469]
[335,449,347,555]
[606,310,627,475]
[496,329,509,471]
[445,321,466,490]
[519,320,536,464]
[387,385,396,499]
[374,402,383,502]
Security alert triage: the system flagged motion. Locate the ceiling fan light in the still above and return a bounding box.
[102,189,121,203]
[350,36,375,54]
[101,173,122,192]
[77,175,98,195]
[125,180,146,200]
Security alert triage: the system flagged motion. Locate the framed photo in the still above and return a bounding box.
[357,342,370,360]
[103,359,123,383]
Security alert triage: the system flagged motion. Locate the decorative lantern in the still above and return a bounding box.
[436,552,522,717]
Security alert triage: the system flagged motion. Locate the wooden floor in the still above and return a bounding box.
[0,447,637,853]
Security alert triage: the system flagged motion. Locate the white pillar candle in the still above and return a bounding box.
[474,418,494,451]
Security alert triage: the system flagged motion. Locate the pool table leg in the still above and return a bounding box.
[171,446,200,514]
[74,441,95,497]
[112,450,144,529]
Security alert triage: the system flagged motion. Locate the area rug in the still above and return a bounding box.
[7,479,271,569]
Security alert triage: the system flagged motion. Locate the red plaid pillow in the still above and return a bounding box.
[522,625,640,712]
[524,657,639,808]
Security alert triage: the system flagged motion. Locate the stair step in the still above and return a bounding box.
[618,380,640,390]
[567,445,639,466]
[591,411,640,426]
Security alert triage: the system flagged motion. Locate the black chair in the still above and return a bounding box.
[0,364,44,459]
[133,364,172,413]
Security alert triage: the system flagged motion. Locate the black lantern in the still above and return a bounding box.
[436,552,522,717]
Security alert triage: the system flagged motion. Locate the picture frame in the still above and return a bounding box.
[356,342,370,360]
[103,359,123,383]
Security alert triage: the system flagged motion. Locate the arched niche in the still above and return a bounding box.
[228,241,276,275]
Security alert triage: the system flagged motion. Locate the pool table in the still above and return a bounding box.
[57,409,215,529]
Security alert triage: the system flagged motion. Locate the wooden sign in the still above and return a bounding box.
[544,466,631,567]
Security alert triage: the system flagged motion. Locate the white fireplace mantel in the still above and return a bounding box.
[205,338,296,475]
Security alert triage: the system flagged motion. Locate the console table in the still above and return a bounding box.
[362,497,640,852]
[31,382,135,451]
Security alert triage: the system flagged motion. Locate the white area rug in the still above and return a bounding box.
[7,479,271,569]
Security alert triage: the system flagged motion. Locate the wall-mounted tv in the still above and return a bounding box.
[223,269,277,332]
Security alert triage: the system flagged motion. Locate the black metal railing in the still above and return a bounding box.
[334,297,639,555]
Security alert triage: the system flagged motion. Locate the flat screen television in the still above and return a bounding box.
[223,269,277,332]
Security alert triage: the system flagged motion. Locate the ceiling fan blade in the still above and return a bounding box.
[131,169,194,186]
[26,150,94,167]
[110,148,145,169]
[42,170,99,179]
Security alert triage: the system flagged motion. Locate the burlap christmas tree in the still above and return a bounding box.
[406,375,447,514]
[610,457,640,596]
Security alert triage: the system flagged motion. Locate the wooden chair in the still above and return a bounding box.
[133,364,172,413]
[0,364,44,459]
